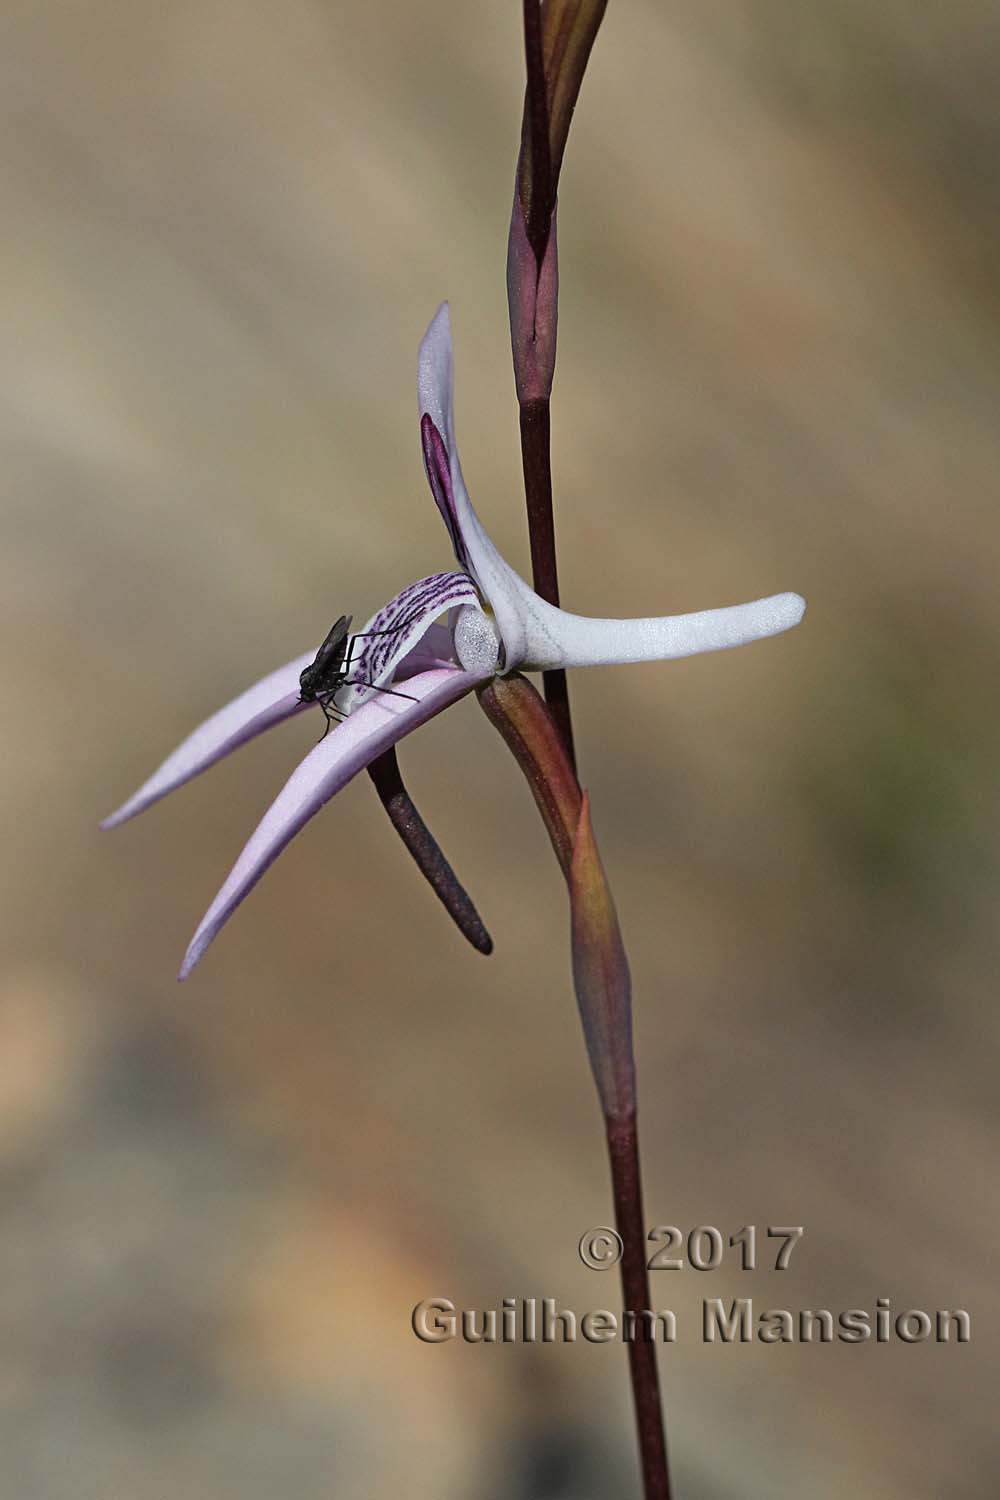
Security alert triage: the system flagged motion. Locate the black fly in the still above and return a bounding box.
[298,614,353,714]
[298,614,418,739]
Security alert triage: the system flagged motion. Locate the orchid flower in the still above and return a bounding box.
[103,304,804,979]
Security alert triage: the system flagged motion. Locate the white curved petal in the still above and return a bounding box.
[512,590,807,670]
[417,305,805,673]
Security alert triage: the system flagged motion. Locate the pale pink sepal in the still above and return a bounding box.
[100,653,315,830]
[178,665,485,979]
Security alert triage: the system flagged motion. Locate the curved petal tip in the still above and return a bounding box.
[178,940,206,984]
[780,591,806,628]
[100,653,313,830]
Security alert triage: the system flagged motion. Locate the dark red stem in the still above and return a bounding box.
[519,399,576,770]
[607,1114,673,1500]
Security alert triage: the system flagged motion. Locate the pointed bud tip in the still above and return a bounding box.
[427,301,450,338]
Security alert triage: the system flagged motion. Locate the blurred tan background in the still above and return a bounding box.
[2,1,998,1496]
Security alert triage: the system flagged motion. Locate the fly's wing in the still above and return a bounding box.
[314,614,352,667]
[300,614,353,697]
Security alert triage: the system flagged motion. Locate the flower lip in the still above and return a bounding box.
[336,571,479,714]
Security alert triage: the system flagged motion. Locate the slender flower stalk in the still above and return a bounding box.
[479,674,669,1497]
[606,1117,670,1500]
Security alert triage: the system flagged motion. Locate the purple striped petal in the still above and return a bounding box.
[179,665,485,979]
[338,571,478,713]
[101,652,315,829]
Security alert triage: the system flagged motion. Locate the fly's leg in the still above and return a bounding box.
[316,693,345,741]
[343,678,419,704]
